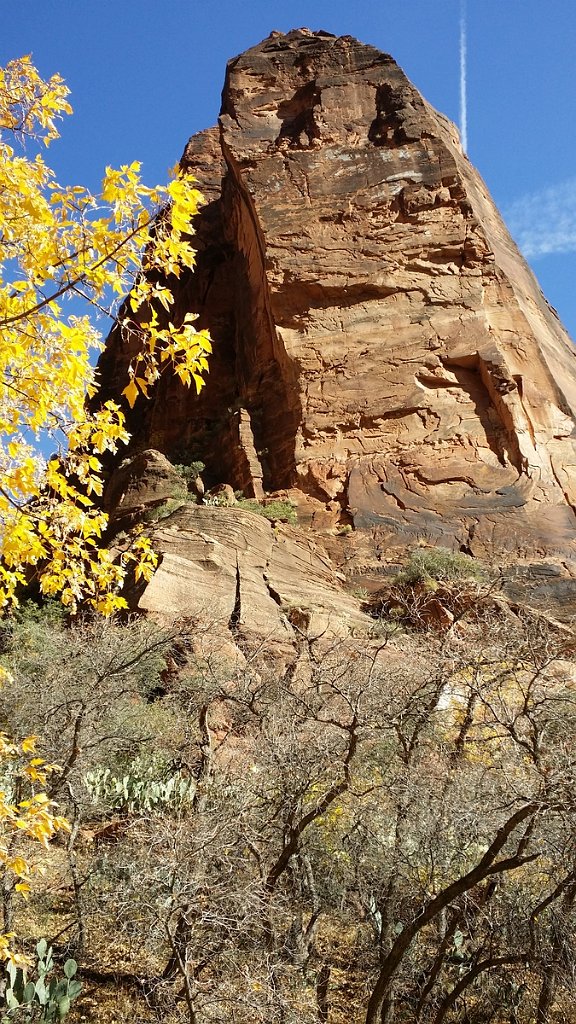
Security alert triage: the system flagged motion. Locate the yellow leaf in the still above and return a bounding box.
[122,378,139,408]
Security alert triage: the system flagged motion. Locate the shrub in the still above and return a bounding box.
[173,461,205,489]
[364,547,490,630]
[143,496,187,523]
[395,546,485,586]
[0,613,180,786]
[236,498,297,525]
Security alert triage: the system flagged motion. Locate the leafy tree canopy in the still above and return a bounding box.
[0,56,211,614]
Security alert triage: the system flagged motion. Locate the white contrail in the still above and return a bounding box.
[460,0,468,153]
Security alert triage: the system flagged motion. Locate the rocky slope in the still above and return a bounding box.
[98,29,576,627]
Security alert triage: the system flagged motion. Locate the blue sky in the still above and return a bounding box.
[2,0,576,338]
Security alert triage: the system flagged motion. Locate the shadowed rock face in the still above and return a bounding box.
[99,28,576,567]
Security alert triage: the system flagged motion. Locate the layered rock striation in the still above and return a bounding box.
[99,29,576,591]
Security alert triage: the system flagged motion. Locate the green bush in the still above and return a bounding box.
[143,496,187,522]
[395,547,485,586]
[173,461,205,488]
[236,498,297,525]
[0,614,180,789]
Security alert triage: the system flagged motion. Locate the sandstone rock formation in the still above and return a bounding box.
[98,29,576,623]
[133,503,366,642]
[107,448,368,642]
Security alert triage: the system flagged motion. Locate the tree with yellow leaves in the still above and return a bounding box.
[0,56,211,614]
[0,55,211,971]
[0,665,70,968]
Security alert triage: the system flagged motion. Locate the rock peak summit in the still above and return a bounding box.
[99,30,576,622]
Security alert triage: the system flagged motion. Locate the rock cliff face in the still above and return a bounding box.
[99,29,576,621]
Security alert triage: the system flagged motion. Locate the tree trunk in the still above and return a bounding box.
[364,804,537,1024]
[316,963,330,1023]
[536,968,556,1024]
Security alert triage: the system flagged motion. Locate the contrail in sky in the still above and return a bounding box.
[460,0,468,153]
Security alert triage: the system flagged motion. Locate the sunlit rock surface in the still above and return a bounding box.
[99,30,576,626]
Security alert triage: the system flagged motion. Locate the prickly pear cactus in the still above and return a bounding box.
[1,940,81,1022]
